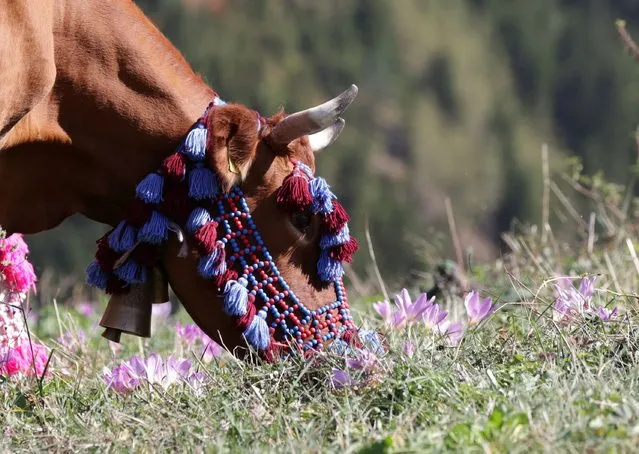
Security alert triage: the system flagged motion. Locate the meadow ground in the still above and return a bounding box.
[3,168,639,453]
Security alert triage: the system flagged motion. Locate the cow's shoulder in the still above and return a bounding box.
[0,0,56,142]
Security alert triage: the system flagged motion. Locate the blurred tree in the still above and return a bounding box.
[24,0,639,291]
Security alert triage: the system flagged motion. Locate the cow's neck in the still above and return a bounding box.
[0,0,214,234]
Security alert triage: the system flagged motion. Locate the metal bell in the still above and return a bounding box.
[99,266,170,343]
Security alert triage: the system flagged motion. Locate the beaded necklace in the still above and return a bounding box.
[85,96,360,360]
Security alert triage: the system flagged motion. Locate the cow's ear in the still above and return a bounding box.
[206,104,261,193]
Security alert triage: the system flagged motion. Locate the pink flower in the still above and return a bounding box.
[596,306,618,322]
[175,322,223,362]
[175,322,202,344]
[373,300,393,324]
[437,320,464,346]
[403,341,414,358]
[422,302,448,331]
[0,342,50,378]
[0,234,37,296]
[464,291,496,326]
[372,289,437,329]
[346,350,379,372]
[331,368,355,389]
[103,353,209,393]
[394,289,434,323]
[74,302,95,318]
[553,276,597,323]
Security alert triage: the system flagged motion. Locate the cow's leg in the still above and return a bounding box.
[0,0,56,141]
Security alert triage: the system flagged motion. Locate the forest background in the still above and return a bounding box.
[25,0,639,300]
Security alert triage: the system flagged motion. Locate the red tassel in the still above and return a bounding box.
[160,181,190,223]
[130,242,158,267]
[194,221,219,254]
[95,231,119,271]
[161,152,186,181]
[126,198,153,228]
[105,276,129,295]
[342,328,363,348]
[276,174,312,210]
[330,237,359,263]
[323,200,349,233]
[234,297,256,331]
[259,339,282,363]
[214,269,237,290]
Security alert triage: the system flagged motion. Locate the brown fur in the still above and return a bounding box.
[0,0,342,354]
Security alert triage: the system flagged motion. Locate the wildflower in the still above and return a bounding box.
[331,368,354,389]
[74,302,95,318]
[346,349,379,372]
[464,291,496,326]
[422,302,448,331]
[403,340,414,358]
[103,353,208,393]
[0,342,50,378]
[553,276,597,323]
[175,322,202,344]
[373,300,393,324]
[175,322,224,362]
[394,289,434,323]
[596,306,618,322]
[437,320,464,346]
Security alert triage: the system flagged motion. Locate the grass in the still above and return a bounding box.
[4,164,639,453]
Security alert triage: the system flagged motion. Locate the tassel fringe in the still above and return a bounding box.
[135,173,164,205]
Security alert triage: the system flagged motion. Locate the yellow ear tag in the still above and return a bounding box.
[228,153,240,175]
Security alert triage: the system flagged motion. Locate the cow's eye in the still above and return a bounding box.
[291,210,312,233]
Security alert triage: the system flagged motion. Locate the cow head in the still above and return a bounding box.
[88,85,365,360]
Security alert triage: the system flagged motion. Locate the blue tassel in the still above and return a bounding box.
[317,249,344,281]
[138,211,169,245]
[86,260,108,289]
[327,339,349,355]
[186,207,211,235]
[197,248,219,278]
[183,127,208,161]
[223,278,249,316]
[135,173,164,205]
[359,329,385,355]
[310,177,334,214]
[213,97,227,106]
[319,225,350,249]
[188,166,219,200]
[114,259,147,285]
[108,220,138,253]
[243,314,270,350]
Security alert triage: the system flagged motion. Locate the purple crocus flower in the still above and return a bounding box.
[403,341,414,358]
[346,350,379,371]
[553,275,597,322]
[103,353,209,393]
[394,289,434,323]
[464,291,496,326]
[175,322,202,345]
[437,320,464,346]
[74,302,95,318]
[373,300,393,325]
[422,303,448,331]
[596,306,618,322]
[331,368,354,389]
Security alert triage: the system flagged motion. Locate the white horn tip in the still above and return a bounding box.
[309,118,346,153]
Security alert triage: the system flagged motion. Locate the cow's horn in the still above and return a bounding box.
[308,118,345,152]
[270,84,358,145]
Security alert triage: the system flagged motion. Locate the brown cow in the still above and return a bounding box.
[0,0,371,360]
